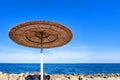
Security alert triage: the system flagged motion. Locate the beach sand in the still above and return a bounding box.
[0,72,120,80]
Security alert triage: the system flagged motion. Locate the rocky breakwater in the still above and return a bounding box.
[0,72,120,80]
[0,72,50,80]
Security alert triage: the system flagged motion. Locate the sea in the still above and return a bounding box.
[0,63,120,74]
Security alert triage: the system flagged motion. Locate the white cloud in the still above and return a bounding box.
[0,45,120,63]
[44,49,120,63]
[0,52,40,63]
[0,45,40,63]
[80,46,87,49]
[70,45,88,49]
[44,50,89,63]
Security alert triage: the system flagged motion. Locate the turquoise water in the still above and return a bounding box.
[0,63,120,74]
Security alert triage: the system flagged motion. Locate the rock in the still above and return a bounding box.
[33,72,40,75]
[104,75,107,78]
[71,73,76,76]
[18,76,25,80]
[55,77,69,80]
[46,75,50,80]
[50,75,66,80]
[0,74,8,80]
[8,74,19,80]
[25,75,33,80]
[23,73,29,78]
[79,76,84,80]
[19,73,24,77]
[33,75,39,80]
[90,75,94,78]
[70,75,78,80]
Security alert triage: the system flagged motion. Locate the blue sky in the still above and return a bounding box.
[0,0,120,63]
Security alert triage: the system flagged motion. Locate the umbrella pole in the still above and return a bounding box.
[40,48,43,80]
[40,32,43,80]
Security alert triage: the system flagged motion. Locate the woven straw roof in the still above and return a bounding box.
[9,21,73,48]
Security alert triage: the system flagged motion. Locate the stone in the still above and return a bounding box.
[25,75,33,80]
[8,74,19,80]
[50,75,67,80]
[33,75,39,80]
[79,76,84,80]
[0,74,8,80]
[23,73,29,78]
[19,73,24,77]
[104,76,107,78]
[55,77,69,80]
[70,75,78,80]
[90,75,94,78]
[46,75,50,80]
[18,76,25,80]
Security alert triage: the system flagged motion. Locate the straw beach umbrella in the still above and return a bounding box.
[9,21,73,80]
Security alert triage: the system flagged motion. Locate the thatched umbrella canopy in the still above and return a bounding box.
[9,21,73,80]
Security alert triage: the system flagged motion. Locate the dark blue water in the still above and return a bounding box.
[0,63,120,74]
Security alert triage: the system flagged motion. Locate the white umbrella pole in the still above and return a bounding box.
[40,52,43,80]
[40,32,43,80]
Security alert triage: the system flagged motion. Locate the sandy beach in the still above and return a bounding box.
[0,72,120,80]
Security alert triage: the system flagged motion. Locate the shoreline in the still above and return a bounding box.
[0,72,120,80]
